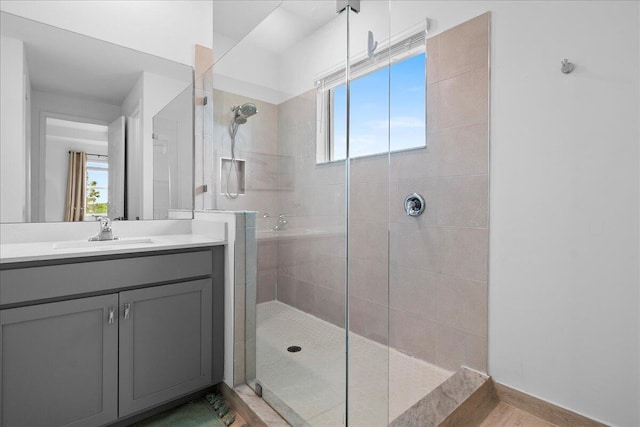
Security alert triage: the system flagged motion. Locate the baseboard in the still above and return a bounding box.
[493,382,608,427]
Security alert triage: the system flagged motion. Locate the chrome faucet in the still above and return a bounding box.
[89,216,116,241]
[272,214,289,231]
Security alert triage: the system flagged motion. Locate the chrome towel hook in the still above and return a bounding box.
[561,59,575,74]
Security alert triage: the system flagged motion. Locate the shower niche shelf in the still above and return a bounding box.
[220,157,246,195]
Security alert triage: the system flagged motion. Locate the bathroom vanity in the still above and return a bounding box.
[0,239,225,427]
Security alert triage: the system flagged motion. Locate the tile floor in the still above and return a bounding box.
[253,301,453,426]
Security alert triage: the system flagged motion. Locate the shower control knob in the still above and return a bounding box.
[404,193,425,217]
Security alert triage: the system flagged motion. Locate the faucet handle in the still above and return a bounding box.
[278,213,289,218]
[98,216,111,230]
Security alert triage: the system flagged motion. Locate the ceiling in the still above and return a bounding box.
[213,1,339,55]
[1,11,192,105]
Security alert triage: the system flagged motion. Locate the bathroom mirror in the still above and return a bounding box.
[0,11,194,223]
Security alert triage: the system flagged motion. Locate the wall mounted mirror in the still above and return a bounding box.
[0,11,194,223]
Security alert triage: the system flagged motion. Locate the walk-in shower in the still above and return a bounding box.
[208,1,490,425]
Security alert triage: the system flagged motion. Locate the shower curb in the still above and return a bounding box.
[220,382,290,427]
[389,367,495,427]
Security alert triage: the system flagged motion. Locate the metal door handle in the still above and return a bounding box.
[123,303,131,320]
[108,307,115,324]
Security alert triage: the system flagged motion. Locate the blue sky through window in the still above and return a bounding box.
[332,52,425,160]
[87,160,108,203]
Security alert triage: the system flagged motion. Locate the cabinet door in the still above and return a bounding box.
[119,279,212,417]
[0,295,118,427]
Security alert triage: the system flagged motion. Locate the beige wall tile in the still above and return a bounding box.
[438,67,489,130]
[277,272,296,307]
[349,258,389,306]
[389,266,438,318]
[435,323,467,371]
[427,82,439,133]
[350,179,389,223]
[435,123,488,177]
[438,13,489,80]
[350,221,388,263]
[257,268,276,303]
[348,296,367,337]
[350,154,389,184]
[437,175,488,227]
[426,35,440,84]
[314,285,346,328]
[437,275,488,337]
[440,227,489,282]
[389,223,440,272]
[390,148,433,182]
[465,332,488,372]
[315,255,346,292]
[258,241,278,269]
[295,279,315,314]
[363,300,389,345]
[390,308,437,363]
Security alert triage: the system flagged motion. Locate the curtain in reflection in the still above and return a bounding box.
[64,151,87,222]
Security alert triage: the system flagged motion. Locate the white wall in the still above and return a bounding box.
[30,90,122,222]
[484,3,638,426]
[0,35,27,223]
[0,1,212,66]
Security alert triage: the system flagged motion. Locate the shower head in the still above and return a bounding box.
[232,103,258,125]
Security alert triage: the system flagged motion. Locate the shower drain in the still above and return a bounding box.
[287,345,302,353]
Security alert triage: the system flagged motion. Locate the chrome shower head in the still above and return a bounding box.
[232,103,258,125]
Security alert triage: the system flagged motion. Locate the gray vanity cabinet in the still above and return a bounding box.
[0,246,225,427]
[0,294,119,427]
[118,279,213,417]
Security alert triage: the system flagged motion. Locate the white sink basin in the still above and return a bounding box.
[53,237,154,250]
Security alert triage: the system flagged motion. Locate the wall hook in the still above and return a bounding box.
[561,59,575,74]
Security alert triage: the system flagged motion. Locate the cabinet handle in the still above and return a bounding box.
[108,307,115,324]
[123,303,131,320]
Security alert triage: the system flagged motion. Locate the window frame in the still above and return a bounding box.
[315,24,428,164]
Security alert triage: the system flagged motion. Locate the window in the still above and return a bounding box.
[85,155,108,217]
[316,27,427,163]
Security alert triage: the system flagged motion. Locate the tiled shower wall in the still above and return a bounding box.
[210,90,281,216]
[387,13,489,372]
[268,13,490,373]
[215,13,489,374]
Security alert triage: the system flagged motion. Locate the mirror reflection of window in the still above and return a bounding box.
[85,155,109,219]
[44,118,109,222]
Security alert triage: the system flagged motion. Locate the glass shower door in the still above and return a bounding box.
[210,2,351,425]
[345,2,392,425]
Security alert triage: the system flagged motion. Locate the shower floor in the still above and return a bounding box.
[254,301,452,426]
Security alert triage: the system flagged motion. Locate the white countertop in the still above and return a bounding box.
[0,234,226,264]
